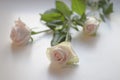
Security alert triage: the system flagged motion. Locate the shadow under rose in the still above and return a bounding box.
[73,32,101,49]
[11,41,32,52]
[0,41,33,65]
[48,63,79,79]
[10,42,33,61]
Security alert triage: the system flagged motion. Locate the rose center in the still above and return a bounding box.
[86,24,95,32]
[54,52,63,61]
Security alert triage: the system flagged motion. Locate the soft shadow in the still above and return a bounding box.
[73,32,101,49]
[10,42,33,61]
[11,42,32,53]
[48,63,79,78]
[0,42,33,63]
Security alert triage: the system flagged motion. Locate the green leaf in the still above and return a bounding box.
[50,20,63,25]
[72,0,86,16]
[51,31,66,46]
[71,24,79,31]
[100,13,105,22]
[31,31,38,35]
[46,21,63,31]
[73,13,86,26]
[98,0,113,16]
[56,0,72,19]
[80,13,86,22]
[51,30,71,46]
[98,0,107,9]
[46,19,64,30]
[103,3,113,15]
[30,37,34,42]
[41,9,65,22]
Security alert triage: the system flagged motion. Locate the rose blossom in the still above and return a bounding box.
[83,16,100,35]
[10,18,31,46]
[47,42,79,65]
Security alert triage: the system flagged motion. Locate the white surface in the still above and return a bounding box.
[0,0,120,80]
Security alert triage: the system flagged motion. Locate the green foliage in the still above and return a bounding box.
[51,30,71,46]
[87,0,113,22]
[40,0,113,46]
[98,0,113,18]
[41,9,65,22]
[56,0,72,19]
[72,0,86,15]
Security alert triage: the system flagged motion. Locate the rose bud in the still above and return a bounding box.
[10,18,31,46]
[83,16,100,35]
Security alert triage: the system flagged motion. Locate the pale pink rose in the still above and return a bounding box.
[47,42,79,65]
[84,17,100,35]
[10,18,31,46]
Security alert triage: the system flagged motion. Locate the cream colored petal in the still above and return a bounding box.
[56,42,79,64]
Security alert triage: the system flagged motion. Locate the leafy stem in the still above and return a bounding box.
[65,21,71,42]
[65,30,70,42]
[31,29,51,35]
[40,0,113,46]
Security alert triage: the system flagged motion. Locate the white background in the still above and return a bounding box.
[0,0,120,80]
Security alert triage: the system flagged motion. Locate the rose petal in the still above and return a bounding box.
[46,42,79,65]
[10,18,31,46]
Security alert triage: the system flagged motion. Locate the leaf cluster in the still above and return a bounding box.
[41,0,86,46]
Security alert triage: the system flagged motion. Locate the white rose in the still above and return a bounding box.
[47,42,79,65]
[10,18,31,46]
[83,17,100,35]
